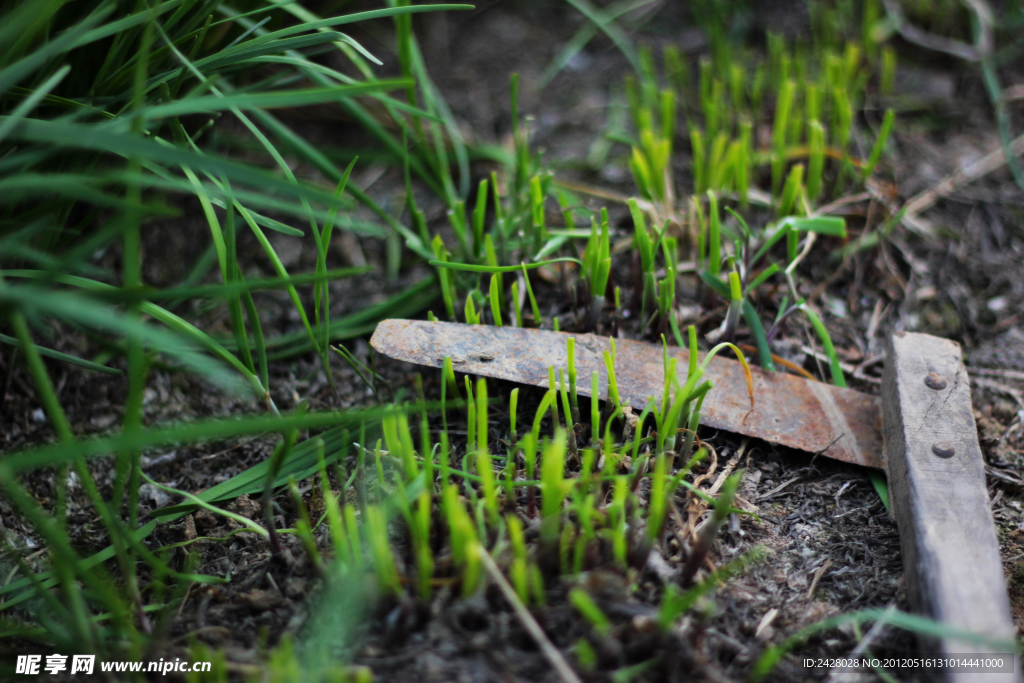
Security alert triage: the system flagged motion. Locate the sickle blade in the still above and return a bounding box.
[371,319,884,470]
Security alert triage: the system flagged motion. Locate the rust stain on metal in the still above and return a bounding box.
[371,320,885,470]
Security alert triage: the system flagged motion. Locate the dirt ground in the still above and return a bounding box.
[2,1,1024,681]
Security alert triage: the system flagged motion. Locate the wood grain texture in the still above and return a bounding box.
[883,332,1019,682]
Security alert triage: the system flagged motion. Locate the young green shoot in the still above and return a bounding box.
[603,341,621,410]
[489,274,504,327]
[464,291,480,325]
[510,280,523,327]
[365,506,401,596]
[521,265,541,327]
[807,120,826,200]
[509,387,520,449]
[566,336,580,425]
[723,270,743,342]
[540,429,569,544]
[706,191,721,277]
[558,368,579,463]
[800,305,847,387]
[777,163,805,218]
[569,588,611,636]
[476,378,498,523]
[628,198,658,325]
[861,109,895,181]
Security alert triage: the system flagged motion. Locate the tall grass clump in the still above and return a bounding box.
[0,0,469,672]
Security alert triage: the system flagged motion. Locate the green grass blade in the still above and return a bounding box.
[429,257,583,273]
[0,65,70,145]
[563,0,640,71]
[0,333,121,375]
[140,80,412,120]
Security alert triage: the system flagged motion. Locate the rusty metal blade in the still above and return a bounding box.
[371,320,884,470]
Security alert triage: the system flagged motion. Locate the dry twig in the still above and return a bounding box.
[478,548,583,683]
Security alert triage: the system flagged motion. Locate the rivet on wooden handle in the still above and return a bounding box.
[883,332,1019,683]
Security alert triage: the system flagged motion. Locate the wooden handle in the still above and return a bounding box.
[883,332,1019,682]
